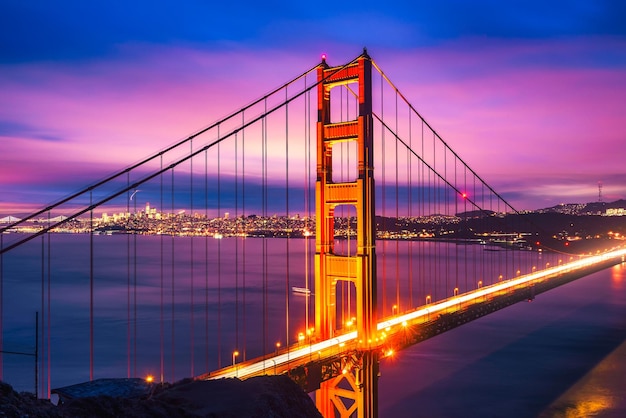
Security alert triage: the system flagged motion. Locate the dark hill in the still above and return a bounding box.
[1,376,322,418]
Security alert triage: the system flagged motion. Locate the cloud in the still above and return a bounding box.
[1,35,625,214]
[0,120,65,142]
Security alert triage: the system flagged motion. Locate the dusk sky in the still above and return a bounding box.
[2,1,626,214]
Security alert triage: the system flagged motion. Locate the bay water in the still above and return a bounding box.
[1,234,624,416]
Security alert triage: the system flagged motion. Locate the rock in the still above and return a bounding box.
[0,376,322,417]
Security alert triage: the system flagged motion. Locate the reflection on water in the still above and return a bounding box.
[536,265,626,418]
[378,264,626,417]
[2,235,625,417]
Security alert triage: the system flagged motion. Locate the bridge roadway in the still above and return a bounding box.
[198,247,626,385]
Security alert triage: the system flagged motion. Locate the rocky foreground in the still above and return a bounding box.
[0,376,323,418]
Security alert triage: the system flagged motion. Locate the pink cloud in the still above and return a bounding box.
[1,39,625,213]
[373,39,626,208]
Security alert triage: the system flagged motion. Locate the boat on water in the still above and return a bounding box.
[291,286,312,295]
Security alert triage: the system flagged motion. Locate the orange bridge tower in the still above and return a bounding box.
[315,50,378,418]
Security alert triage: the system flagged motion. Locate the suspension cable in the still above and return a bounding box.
[190,139,195,377]
[160,154,165,382]
[0,55,366,255]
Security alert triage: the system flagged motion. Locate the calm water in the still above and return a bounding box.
[1,235,625,416]
[379,264,626,417]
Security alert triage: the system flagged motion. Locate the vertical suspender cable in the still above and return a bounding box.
[234,132,239,355]
[133,184,137,377]
[346,86,351,320]
[408,108,413,308]
[262,101,268,357]
[40,235,44,395]
[380,72,386,315]
[346,86,351,321]
[464,166,468,291]
[420,120,425,302]
[242,111,247,361]
[171,168,176,381]
[46,213,51,398]
[443,147,450,298]
[339,88,344,325]
[90,190,94,380]
[160,155,164,382]
[285,87,290,353]
[432,131,437,301]
[473,175,477,285]
[340,87,345,324]
[304,78,310,331]
[217,126,222,368]
[190,139,195,377]
[261,106,266,358]
[455,155,459,293]
[126,174,131,378]
[307,86,313,327]
[395,89,400,312]
[204,149,209,373]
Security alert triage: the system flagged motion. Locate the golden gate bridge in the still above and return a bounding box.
[1,50,624,417]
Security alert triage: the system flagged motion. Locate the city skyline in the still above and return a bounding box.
[2,1,626,216]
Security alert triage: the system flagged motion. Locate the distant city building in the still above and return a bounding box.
[605,208,626,216]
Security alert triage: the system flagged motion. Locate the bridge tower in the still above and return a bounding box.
[315,50,378,417]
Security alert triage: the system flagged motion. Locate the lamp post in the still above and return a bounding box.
[232,350,239,377]
[306,327,315,359]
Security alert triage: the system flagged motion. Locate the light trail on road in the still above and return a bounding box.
[207,248,626,380]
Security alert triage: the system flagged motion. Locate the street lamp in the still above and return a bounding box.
[426,295,431,304]
[306,327,314,359]
[392,304,398,315]
[232,350,239,377]
[275,341,281,355]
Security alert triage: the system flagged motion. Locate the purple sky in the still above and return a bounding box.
[1,1,626,214]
